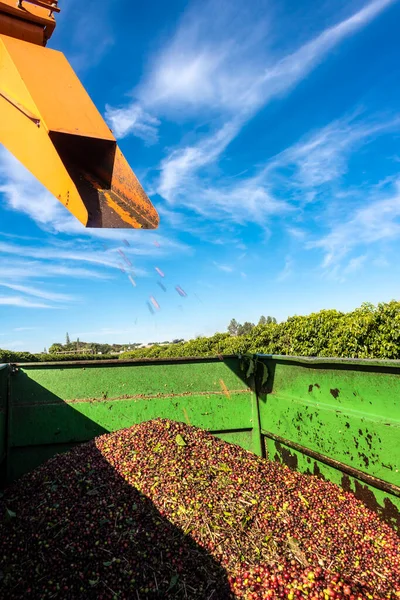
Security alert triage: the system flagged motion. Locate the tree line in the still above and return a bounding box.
[228,316,277,336]
[48,334,140,356]
[2,301,400,363]
[47,334,186,356]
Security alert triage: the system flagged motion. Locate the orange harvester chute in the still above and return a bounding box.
[0,0,159,229]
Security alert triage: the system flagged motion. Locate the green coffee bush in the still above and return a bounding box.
[119,301,400,361]
[2,301,400,363]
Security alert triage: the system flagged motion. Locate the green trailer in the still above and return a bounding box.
[0,354,399,531]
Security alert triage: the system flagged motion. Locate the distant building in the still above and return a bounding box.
[54,349,94,355]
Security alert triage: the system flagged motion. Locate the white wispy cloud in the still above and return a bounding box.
[277,256,293,282]
[158,112,399,229]
[105,103,160,144]
[197,182,292,224]
[287,227,307,240]
[0,240,118,269]
[0,231,43,242]
[372,256,389,268]
[108,0,395,144]
[105,0,271,140]
[2,0,395,236]
[213,262,234,273]
[310,180,400,267]
[0,245,152,285]
[0,146,189,289]
[0,261,112,281]
[0,147,74,232]
[156,204,240,244]
[343,255,368,274]
[0,283,77,302]
[0,296,61,309]
[158,119,241,204]
[153,0,396,222]
[0,148,189,261]
[262,113,400,201]
[168,110,400,229]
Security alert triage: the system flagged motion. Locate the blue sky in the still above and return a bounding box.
[1,0,400,352]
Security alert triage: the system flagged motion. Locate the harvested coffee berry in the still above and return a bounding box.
[0,419,398,599]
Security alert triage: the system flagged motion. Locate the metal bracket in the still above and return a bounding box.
[17,0,59,17]
[0,89,40,126]
[9,364,19,375]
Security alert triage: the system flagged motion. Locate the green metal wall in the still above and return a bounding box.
[6,358,257,482]
[257,355,400,530]
[0,364,7,482]
[1,355,399,530]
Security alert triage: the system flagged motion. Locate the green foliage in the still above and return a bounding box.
[228,318,240,336]
[258,316,276,325]
[228,319,256,336]
[49,340,135,355]
[37,354,116,362]
[2,301,400,364]
[237,321,255,336]
[0,351,116,363]
[230,317,275,336]
[0,350,38,363]
[120,301,400,361]
[49,343,63,354]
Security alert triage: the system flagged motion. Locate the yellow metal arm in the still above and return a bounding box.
[0,2,159,229]
[0,0,57,45]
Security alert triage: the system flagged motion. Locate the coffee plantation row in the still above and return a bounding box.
[1,301,400,363]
